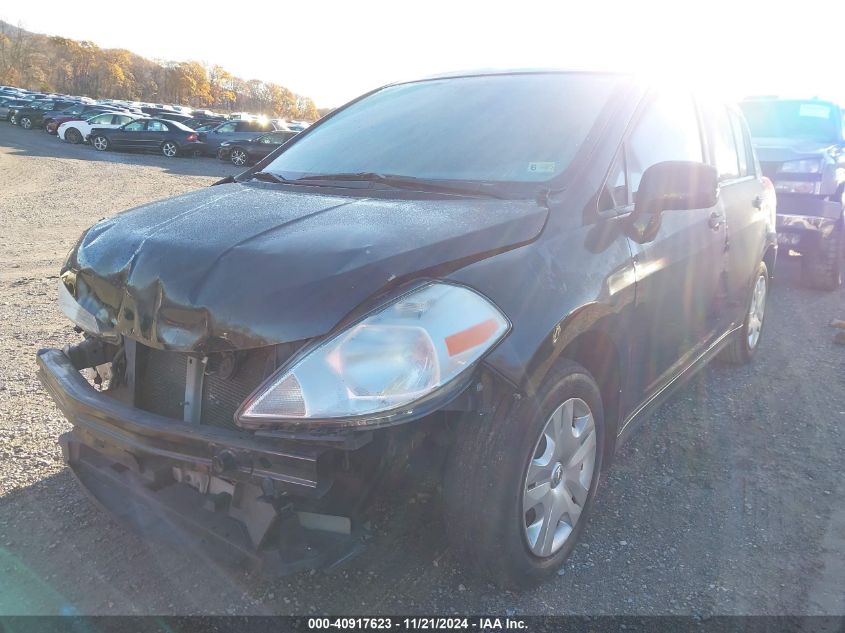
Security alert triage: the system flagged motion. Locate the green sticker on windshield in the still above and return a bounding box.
[528,162,556,173]
[799,103,831,118]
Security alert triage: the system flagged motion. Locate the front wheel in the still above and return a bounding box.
[161,141,179,157]
[65,128,83,144]
[444,360,604,588]
[20,116,32,129]
[91,135,110,151]
[719,261,769,365]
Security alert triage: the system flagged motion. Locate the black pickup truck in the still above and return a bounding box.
[740,98,845,290]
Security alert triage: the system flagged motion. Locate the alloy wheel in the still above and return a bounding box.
[231,149,247,166]
[93,137,108,151]
[162,142,178,157]
[747,272,767,350]
[21,117,31,129]
[523,397,597,557]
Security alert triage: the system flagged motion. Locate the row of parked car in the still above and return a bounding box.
[0,85,304,165]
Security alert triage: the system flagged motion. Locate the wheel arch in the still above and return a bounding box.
[762,243,776,281]
[519,304,625,467]
[557,327,622,466]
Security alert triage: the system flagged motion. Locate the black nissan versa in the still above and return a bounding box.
[37,70,776,587]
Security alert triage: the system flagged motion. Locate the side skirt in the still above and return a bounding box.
[615,326,740,447]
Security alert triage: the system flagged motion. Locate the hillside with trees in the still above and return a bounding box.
[0,21,319,120]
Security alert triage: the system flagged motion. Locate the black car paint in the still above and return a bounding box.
[218,131,298,163]
[198,119,277,155]
[12,99,81,128]
[64,184,548,352]
[41,72,776,574]
[88,118,203,155]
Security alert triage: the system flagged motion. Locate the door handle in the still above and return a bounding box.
[708,211,724,230]
[752,196,763,209]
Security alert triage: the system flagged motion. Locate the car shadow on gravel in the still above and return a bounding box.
[0,123,239,179]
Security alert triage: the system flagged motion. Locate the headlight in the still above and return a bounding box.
[57,278,116,339]
[236,282,510,429]
[779,159,823,174]
[774,180,821,195]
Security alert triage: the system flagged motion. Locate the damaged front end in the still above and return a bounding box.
[38,183,532,575]
[38,335,379,574]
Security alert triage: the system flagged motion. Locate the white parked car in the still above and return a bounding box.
[58,112,141,144]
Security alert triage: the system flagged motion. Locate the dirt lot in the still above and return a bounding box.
[0,123,843,616]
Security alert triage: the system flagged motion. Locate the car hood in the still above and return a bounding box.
[751,137,841,162]
[63,183,547,352]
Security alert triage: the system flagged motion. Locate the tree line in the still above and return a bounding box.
[0,21,320,120]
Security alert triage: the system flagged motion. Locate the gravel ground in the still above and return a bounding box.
[0,123,843,617]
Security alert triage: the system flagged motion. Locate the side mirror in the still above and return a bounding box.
[629,161,719,243]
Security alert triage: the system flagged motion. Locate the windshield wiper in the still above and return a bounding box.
[295,172,506,199]
[249,171,288,184]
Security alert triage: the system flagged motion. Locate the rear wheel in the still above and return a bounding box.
[801,231,843,291]
[720,261,768,365]
[65,128,83,144]
[20,116,32,129]
[444,360,604,588]
[161,141,178,157]
[92,135,110,151]
[230,148,248,166]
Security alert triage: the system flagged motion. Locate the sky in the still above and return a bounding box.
[4,0,845,108]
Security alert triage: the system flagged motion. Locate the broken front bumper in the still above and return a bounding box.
[36,348,366,575]
[776,194,843,251]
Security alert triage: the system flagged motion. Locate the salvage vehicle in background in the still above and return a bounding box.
[198,119,277,155]
[58,112,142,143]
[739,97,845,289]
[0,98,29,121]
[43,103,126,134]
[217,129,298,165]
[12,99,81,129]
[38,70,776,588]
[89,118,204,157]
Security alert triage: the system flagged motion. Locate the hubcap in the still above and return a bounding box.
[523,397,596,558]
[232,150,246,165]
[747,273,767,349]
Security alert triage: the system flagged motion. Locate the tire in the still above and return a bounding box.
[801,231,842,291]
[444,360,605,588]
[161,141,179,157]
[20,116,31,129]
[65,128,83,144]
[91,135,110,151]
[719,261,769,365]
[230,148,248,166]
